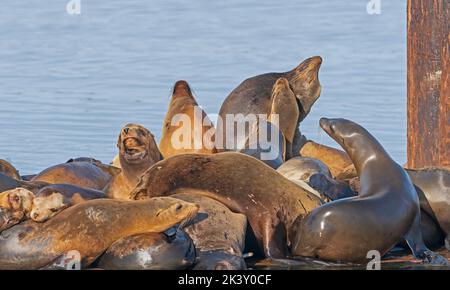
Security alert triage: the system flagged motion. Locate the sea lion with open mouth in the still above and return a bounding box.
[104,124,163,200]
[31,161,119,190]
[0,197,199,270]
[131,152,323,259]
[30,184,106,222]
[159,80,217,158]
[217,56,322,157]
[292,118,447,265]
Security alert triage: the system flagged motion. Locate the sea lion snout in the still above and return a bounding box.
[173,80,192,97]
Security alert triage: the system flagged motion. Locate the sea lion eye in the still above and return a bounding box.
[50,208,59,213]
[175,204,183,211]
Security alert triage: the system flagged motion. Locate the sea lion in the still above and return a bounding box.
[172,193,248,270]
[104,124,163,200]
[30,184,106,222]
[131,152,323,259]
[0,160,20,180]
[406,167,450,249]
[347,168,450,249]
[0,188,34,232]
[0,173,21,193]
[31,161,119,190]
[111,155,121,169]
[238,120,286,169]
[299,140,357,179]
[308,173,357,201]
[217,56,322,157]
[236,78,300,168]
[292,118,446,264]
[97,230,196,270]
[0,197,199,270]
[277,157,331,182]
[159,80,216,158]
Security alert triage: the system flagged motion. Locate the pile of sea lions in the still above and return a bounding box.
[1,56,449,270]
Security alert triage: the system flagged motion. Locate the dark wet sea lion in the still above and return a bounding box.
[0,160,20,180]
[277,157,331,182]
[217,56,322,156]
[31,161,118,190]
[299,141,357,179]
[0,197,199,270]
[172,192,247,270]
[131,152,323,259]
[30,184,106,222]
[104,124,162,200]
[292,118,446,264]
[0,188,34,232]
[308,173,357,201]
[238,120,286,169]
[0,173,21,193]
[97,230,196,270]
[347,168,450,249]
[159,80,216,158]
[406,167,450,249]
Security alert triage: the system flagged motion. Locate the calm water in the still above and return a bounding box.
[0,0,407,175]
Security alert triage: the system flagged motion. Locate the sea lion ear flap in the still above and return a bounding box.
[268,78,300,143]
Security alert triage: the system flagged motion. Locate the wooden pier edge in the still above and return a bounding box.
[407,0,449,169]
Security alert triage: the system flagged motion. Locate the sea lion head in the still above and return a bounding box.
[151,197,199,232]
[0,188,34,213]
[30,192,66,222]
[288,56,322,121]
[172,80,193,100]
[319,117,371,153]
[117,124,162,165]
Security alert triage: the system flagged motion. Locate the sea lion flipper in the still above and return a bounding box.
[404,214,448,265]
[262,219,288,259]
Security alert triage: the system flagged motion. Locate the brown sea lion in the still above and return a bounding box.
[159,80,216,158]
[172,193,248,270]
[97,230,196,270]
[0,188,34,232]
[277,157,331,182]
[131,152,323,259]
[31,161,119,190]
[0,160,20,180]
[236,78,299,168]
[299,141,357,179]
[217,56,322,157]
[104,124,162,200]
[30,184,106,222]
[0,197,199,270]
[292,118,446,265]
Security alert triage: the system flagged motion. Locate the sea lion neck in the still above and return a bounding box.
[119,156,153,184]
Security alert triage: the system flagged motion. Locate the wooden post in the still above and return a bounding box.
[407,0,449,169]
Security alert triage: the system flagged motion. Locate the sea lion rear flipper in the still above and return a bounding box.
[404,213,448,265]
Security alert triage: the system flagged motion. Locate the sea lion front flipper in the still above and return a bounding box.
[262,219,288,259]
[404,213,448,265]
